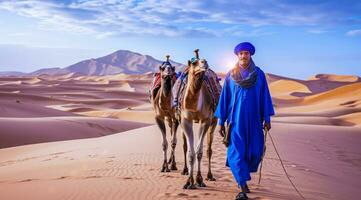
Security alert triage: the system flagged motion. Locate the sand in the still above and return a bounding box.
[0,72,360,200]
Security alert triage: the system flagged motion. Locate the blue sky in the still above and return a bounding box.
[0,0,360,79]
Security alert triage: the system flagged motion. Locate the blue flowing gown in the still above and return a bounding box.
[215,67,275,187]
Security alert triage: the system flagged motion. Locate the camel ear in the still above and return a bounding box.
[188,60,191,67]
[159,65,162,70]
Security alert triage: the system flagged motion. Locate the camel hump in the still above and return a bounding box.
[204,69,222,110]
[172,68,222,111]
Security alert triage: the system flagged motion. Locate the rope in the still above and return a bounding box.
[259,128,306,200]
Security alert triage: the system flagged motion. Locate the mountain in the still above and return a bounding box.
[30,67,69,76]
[0,50,186,76]
[0,71,27,76]
[65,50,185,75]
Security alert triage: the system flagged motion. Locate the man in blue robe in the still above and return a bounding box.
[215,42,275,200]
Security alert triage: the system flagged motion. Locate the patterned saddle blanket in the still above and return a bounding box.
[172,68,222,112]
[149,72,177,101]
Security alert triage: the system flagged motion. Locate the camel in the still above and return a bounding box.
[179,49,220,189]
[150,55,179,172]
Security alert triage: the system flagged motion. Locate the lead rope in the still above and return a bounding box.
[259,128,306,200]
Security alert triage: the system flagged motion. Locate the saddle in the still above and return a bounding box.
[149,72,177,101]
[172,68,222,112]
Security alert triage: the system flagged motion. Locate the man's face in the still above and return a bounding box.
[237,50,251,67]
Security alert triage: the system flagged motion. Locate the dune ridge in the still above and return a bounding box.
[0,72,360,200]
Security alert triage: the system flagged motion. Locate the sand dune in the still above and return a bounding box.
[270,79,312,99]
[0,117,149,149]
[0,72,360,200]
[0,73,154,149]
[0,124,360,200]
[269,73,360,101]
[272,116,353,126]
[309,74,360,82]
[0,100,78,118]
[303,82,361,104]
[336,112,361,126]
[79,110,156,124]
[266,73,297,84]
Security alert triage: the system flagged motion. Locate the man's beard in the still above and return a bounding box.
[240,59,250,68]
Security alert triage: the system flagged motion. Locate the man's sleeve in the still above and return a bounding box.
[260,71,275,123]
[215,75,231,126]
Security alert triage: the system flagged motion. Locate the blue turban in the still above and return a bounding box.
[234,42,255,55]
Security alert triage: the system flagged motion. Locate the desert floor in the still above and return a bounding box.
[0,73,360,200]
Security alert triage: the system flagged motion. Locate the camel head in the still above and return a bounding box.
[159,55,175,97]
[188,49,208,92]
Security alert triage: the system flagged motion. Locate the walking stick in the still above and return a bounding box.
[258,127,268,184]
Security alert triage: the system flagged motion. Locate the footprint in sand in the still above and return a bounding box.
[56,176,69,180]
[84,175,102,179]
[18,178,37,183]
[177,193,189,197]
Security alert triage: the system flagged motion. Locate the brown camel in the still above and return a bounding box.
[179,49,219,189]
[151,55,179,172]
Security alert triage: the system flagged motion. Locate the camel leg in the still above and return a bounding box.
[167,117,173,164]
[206,117,217,181]
[169,119,179,170]
[195,120,210,187]
[181,117,196,189]
[181,131,189,175]
[155,116,170,173]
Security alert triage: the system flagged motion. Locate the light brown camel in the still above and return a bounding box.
[151,55,179,172]
[179,49,219,189]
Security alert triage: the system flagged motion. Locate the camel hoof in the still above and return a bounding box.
[170,163,178,171]
[206,177,216,181]
[183,177,196,190]
[183,183,196,190]
[196,174,206,187]
[197,181,206,187]
[181,168,189,175]
[161,167,171,173]
[206,173,216,181]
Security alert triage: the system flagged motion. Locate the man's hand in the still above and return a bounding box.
[218,125,225,137]
[263,122,271,131]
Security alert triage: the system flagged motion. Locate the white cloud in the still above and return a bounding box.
[0,0,359,38]
[95,31,117,39]
[307,29,327,34]
[346,29,361,37]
